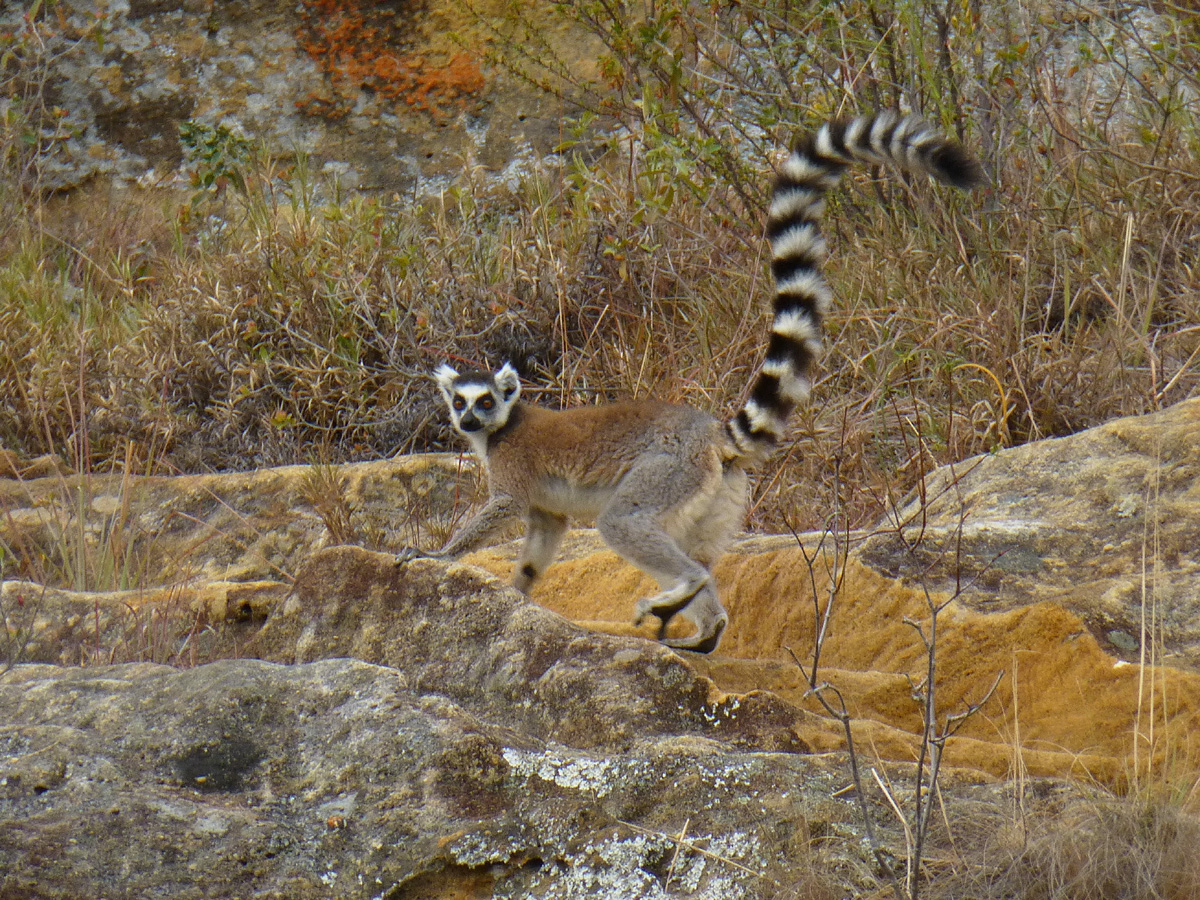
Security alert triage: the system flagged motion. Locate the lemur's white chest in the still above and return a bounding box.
[475,445,621,519]
[463,430,491,460]
[529,476,615,519]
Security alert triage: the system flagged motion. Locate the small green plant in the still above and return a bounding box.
[178,120,252,208]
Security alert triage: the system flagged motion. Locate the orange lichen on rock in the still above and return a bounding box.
[295,0,485,118]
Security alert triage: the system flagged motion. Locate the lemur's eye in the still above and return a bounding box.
[479,397,494,410]
[452,397,466,411]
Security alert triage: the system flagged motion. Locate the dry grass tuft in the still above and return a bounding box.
[930,789,1200,900]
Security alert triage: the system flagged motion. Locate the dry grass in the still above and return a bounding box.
[5,0,1197,535]
[921,786,1200,900]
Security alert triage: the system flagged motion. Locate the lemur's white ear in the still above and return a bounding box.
[434,363,459,396]
[494,362,521,401]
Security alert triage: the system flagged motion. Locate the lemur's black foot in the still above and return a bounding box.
[663,617,726,655]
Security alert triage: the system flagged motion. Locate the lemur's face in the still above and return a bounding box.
[434,362,521,435]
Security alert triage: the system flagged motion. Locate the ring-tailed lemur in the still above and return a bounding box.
[400,111,982,653]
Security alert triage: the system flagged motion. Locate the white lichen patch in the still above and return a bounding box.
[689,757,760,796]
[707,832,762,864]
[448,831,512,867]
[192,813,230,836]
[497,829,763,900]
[502,746,620,797]
[701,695,741,725]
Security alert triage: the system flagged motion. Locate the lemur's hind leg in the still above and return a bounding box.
[596,452,729,653]
[634,568,710,642]
[513,507,568,593]
[659,464,745,652]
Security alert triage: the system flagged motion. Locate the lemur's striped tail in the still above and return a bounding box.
[725,111,983,461]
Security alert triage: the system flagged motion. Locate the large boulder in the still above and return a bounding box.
[0,657,847,900]
[861,396,1200,662]
[253,546,816,754]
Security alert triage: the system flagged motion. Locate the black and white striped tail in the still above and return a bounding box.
[726,111,983,460]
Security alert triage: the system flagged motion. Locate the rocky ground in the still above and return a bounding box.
[4,0,593,195]
[1,400,1198,897]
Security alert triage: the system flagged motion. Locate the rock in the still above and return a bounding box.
[0,658,851,899]
[470,528,1200,787]
[0,452,467,589]
[859,397,1200,662]
[253,545,819,754]
[0,454,473,667]
[2,0,596,193]
[0,578,286,667]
